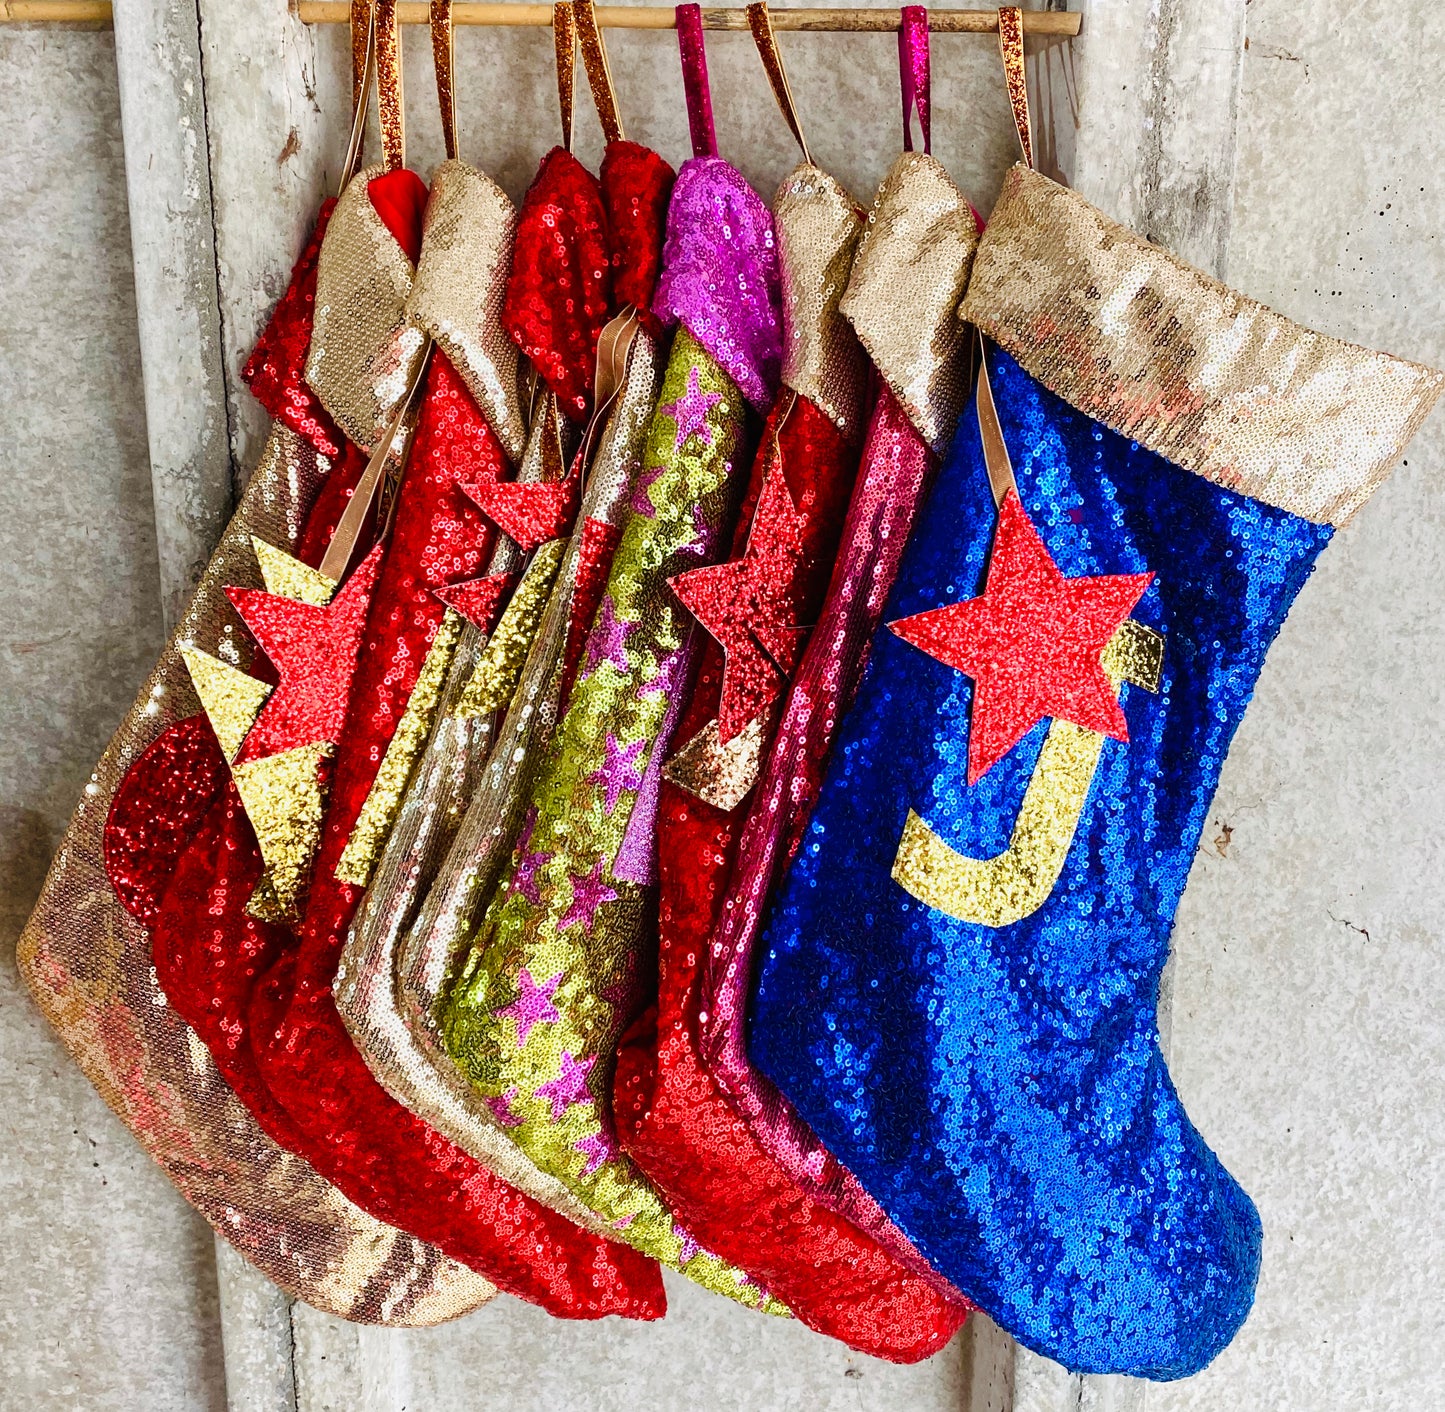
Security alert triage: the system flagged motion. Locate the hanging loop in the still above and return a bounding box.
[431,0,458,159]
[899,5,930,154]
[573,0,626,142]
[554,1,576,150]
[675,3,718,158]
[974,332,1018,507]
[375,0,406,170]
[350,0,371,120]
[339,0,377,191]
[746,1,812,166]
[997,5,1033,168]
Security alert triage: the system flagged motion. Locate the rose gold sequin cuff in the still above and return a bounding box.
[840,151,978,456]
[961,164,1445,527]
[408,160,528,465]
[774,163,867,439]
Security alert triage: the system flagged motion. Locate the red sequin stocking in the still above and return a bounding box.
[614,394,970,1359]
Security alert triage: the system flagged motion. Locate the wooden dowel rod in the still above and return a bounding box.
[0,1,1081,33]
[296,4,1081,33]
[1,0,112,18]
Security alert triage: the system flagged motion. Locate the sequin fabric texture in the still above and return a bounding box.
[241,198,343,458]
[697,151,978,1298]
[23,203,494,1318]
[612,161,969,1361]
[440,326,782,1310]
[749,346,1333,1377]
[151,167,664,1319]
[331,142,674,1236]
[436,156,786,1306]
[503,147,611,422]
[336,328,665,1238]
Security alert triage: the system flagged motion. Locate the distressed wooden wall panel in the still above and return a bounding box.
[0,26,228,1412]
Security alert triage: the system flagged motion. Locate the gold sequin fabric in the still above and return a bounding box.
[452,542,566,720]
[407,160,528,464]
[17,422,495,1324]
[774,163,867,439]
[962,165,1445,526]
[306,164,427,451]
[335,611,464,887]
[839,151,980,454]
[334,328,663,1235]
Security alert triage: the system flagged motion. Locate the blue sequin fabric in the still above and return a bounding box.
[749,345,1334,1379]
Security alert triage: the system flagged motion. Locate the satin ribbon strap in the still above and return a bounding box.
[431,0,457,160]
[375,0,406,171]
[554,1,576,150]
[319,346,432,584]
[746,1,812,165]
[899,5,931,154]
[997,6,1033,168]
[675,3,718,158]
[340,0,376,191]
[975,335,1017,507]
[574,0,625,143]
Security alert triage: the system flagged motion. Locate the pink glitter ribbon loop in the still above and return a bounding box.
[675,4,719,158]
[899,6,931,155]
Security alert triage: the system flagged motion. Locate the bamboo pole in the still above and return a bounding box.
[1,0,112,18]
[1,1,1081,32]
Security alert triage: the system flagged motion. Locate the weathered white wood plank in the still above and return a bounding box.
[194,0,345,480]
[214,1240,299,1412]
[111,0,235,627]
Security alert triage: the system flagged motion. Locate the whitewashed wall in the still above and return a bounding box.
[1,0,1441,1408]
[0,26,228,1411]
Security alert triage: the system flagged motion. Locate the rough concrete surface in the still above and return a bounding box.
[0,27,228,1412]
[1143,0,1445,1407]
[289,1272,968,1412]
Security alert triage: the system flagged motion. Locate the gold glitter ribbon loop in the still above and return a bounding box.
[746,1,813,166]
[431,0,458,160]
[573,0,625,143]
[350,0,371,125]
[997,6,1033,169]
[375,0,406,171]
[554,1,576,150]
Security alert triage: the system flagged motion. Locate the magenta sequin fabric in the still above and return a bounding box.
[653,156,782,413]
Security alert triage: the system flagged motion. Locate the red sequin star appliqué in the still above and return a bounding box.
[226,544,384,762]
[432,571,518,633]
[669,463,808,742]
[463,473,580,553]
[889,490,1152,784]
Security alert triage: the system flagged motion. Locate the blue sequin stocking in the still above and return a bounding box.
[749,346,1334,1378]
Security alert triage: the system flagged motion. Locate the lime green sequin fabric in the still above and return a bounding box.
[439,330,784,1312]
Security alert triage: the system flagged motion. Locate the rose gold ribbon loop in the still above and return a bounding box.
[573,0,625,143]
[431,0,458,160]
[375,0,406,171]
[997,5,1033,168]
[339,0,376,192]
[746,1,812,166]
[319,347,432,585]
[554,1,576,150]
[975,333,1017,507]
[350,0,371,118]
